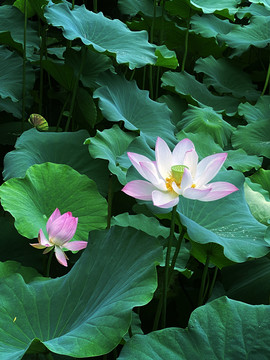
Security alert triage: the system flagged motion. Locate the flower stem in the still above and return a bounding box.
[261,58,270,96]
[106,175,114,229]
[93,0,97,12]
[161,205,177,328]
[168,227,185,283]
[65,47,86,132]
[197,253,210,306]
[181,12,191,72]
[46,251,54,277]
[21,0,27,131]
[207,266,218,300]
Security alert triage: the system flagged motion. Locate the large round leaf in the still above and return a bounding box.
[190,13,234,39]
[178,170,270,266]
[0,46,35,102]
[195,56,260,101]
[118,297,270,359]
[0,226,162,359]
[3,129,109,196]
[161,70,240,115]
[94,72,175,146]
[0,163,107,241]
[232,119,270,159]
[44,1,156,69]
[189,0,241,19]
[218,16,270,56]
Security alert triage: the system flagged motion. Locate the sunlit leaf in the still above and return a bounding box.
[0,163,107,240]
[155,45,179,69]
[85,125,136,184]
[178,105,234,147]
[250,169,270,194]
[0,226,162,358]
[188,0,241,19]
[118,297,270,359]
[244,178,270,225]
[44,0,156,69]
[190,13,234,39]
[238,96,270,123]
[3,129,109,196]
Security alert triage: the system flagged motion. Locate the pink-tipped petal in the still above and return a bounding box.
[127,152,153,180]
[198,182,239,201]
[140,162,167,190]
[48,213,78,245]
[122,180,156,200]
[195,153,228,187]
[152,190,179,208]
[46,208,61,233]
[183,149,198,178]
[172,138,195,165]
[64,241,88,251]
[155,137,172,179]
[182,187,212,200]
[38,229,51,247]
[180,168,193,191]
[54,246,68,267]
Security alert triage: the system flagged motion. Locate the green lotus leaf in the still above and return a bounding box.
[0,226,162,359]
[118,297,270,359]
[238,96,270,123]
[0,5,39,57]
[237,3,270,18]
[195,56,260,101]
[244,178,270,225]
[158,95,187,128]
[44,1,156,69]
[0,261,44,283]
[3,129,109,196]
[188,0,241,19]
[155,45,179,69]
[222,257,270,304]
[232,119,270,158]
[0,163,107,241]
[218,16,270,56]
[178,105,234,147]
[177,170,270,266]
[65,47,114,89]
[190,13,234,39]
[118,0,162,17]
[161,70,240,115]
[94,72,175,147]
[250,0,270,9]
[85,125,136,185]
[250,169,270,194]
[111,213,170,239]
[0,46,35,103]
[13,0,36,17]
[165,0,194,18]
[226,148,262,172]
[176,130,262,172]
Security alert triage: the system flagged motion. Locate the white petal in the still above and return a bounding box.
[199,181,238,201]
[152,190,179,208]
[182,187,212,200]
[127,152,153,180]
[155,137,172,179]
[122,180,156,200]
[140,162,167,190]
[172,138,195,165]
[180,168,193,190]
[183,149,198,178]
[195,153,227,187]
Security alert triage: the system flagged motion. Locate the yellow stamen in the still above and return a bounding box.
[191,184,196,188]
[165,165,189,193]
